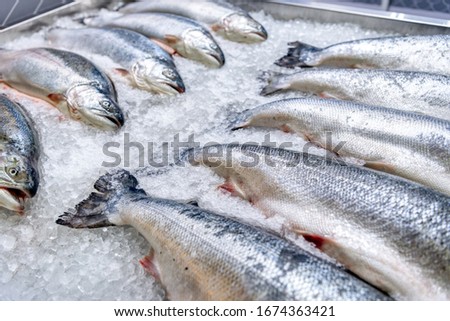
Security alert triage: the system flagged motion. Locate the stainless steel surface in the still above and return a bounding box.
[236,0,450,34]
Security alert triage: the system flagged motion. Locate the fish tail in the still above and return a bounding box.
[259,71,288,96]
[56,170,145,229]
[275,41,321,68]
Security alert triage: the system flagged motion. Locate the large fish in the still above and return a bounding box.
[231,98,450,196]
[119,0,268,43]
[184,144,450,300]
[56,170,389,301]
[47,28,185,95]
[84,12,225,68]
[0,95,39,214]
[0,48,124,130]
[276,35,450,75]
[260,69,450,122]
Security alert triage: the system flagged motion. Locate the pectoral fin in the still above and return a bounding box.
[211,23,224,32]
[114,68,130,77]
[151,38,177,55]
[47,93,65,105]
[139,249,161,282]
[364,161,396,174]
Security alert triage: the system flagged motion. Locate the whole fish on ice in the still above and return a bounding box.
[0,48,124,130]
[84,12,225,68]
[0,95,39,214]
[184,144,450,300]
[232,98,450,195]
[119,0,268,43]
[260,69,450,121]
[276,35,450,75]
[47,28,185,95]
[56,170,389,301]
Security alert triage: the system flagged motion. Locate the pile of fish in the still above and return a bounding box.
[1,0,449,302]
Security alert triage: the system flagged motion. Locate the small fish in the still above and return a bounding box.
[0,48,124,130]
[184,144,450,300]
[84,12,225,68]
[119,0,268,43]
[231,98,450,196]
[0,95,39,214]
[56,170,389,301]
[276,35,450,75]
[47,27,185,95]
[260,69,450,121]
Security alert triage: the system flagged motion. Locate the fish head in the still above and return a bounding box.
[0,153,39,213]
[66,84,125,131]
[131,59,185,95]
[216,13,268,43]
[181,29,225,67]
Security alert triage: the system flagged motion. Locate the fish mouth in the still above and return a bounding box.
[0,187,28,213]
[168,82,185,94]
[205,51,225,68]
[86,111,125,131]
[247,30,268,42]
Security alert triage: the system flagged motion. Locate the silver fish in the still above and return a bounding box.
[56,170,389,301]
[276,35,450,75]
[47,27,185,95]
[0,94,39,214]
[232,98,450,196]
[0,48,124,130]
[119,0,268,43]
[260,69,450,122]
[85,12,225,68]
[185,144,450,300]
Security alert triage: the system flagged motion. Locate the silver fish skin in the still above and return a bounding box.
[276,35,450,75]
[47,28,185,95]
[0,48,124,130]
[85,12,225,68]
[184,144,450,300]
[0,94,39,213]
[56,170,389,301]
[261,69,450,121]
[119,0,268,43]
[232,98,450,196]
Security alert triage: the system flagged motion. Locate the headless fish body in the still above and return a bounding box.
[56,170,389,301]
[47,28,185,95]
[0,95,39,213]
[185,144,450,300]
[85,12,225,68]
[232,98,450,196]
[276,35,450,75]
[120,0,268,43]
[0,48,124,130]
[260,69,450,122]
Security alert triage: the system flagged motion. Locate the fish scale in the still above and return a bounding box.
[0,48,124,130]
[56,170,390,301]
[260,68,450,122]
[119,0,268,43]
[46,27,185,95]
[84,12,225,67]
[276,35,450,75]
[186,144,450,300]
[232,98,450,195]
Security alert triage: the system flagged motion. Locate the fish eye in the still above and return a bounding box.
[162,69,176,80]
[101,101,112,109]
[8,167,20,177]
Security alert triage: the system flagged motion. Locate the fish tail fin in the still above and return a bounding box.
[259,71,289,96]
[275,41,321,68]
[56,170,145,229]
